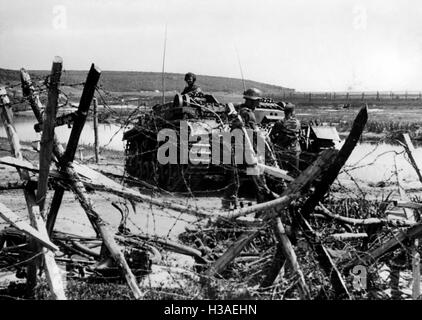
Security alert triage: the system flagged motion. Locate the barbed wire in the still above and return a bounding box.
[2,70,422,299]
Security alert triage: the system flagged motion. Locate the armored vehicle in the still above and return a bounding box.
[123,93,231,192]
[123,94,341,192]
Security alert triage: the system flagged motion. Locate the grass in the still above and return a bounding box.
[0,67,292,96]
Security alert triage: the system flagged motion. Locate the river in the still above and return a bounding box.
[0,115,126,151]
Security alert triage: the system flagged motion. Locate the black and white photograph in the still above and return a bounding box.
[0,0,421,305]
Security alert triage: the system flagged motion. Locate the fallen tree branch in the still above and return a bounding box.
[114,234,208,264]
[315,204,415,227]
[326,233,368,241]
[205,231,259,276]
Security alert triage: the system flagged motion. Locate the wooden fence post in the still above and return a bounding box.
[20,68,65,158]
[37,56,62,215]
[47,64,102,235]
[61,64,100,165]
[93,97,99,163]
[50,64,143,299]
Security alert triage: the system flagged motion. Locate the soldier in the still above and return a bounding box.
[181,72,202,95]
[222,88,277,209]
[269,103,301,174]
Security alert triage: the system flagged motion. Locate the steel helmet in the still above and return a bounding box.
[284,103,295,112]
[277,101,287,109]
[243,88,262,101]
[184,72,196,82]
[284,102,295,111]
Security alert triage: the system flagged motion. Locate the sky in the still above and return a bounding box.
[1,0,422,91]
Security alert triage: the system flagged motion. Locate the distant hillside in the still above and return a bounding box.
[0,68,294,95]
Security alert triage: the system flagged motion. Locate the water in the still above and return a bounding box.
[339,142,421,187]
[0,115,127,151]
[1,116,420,186]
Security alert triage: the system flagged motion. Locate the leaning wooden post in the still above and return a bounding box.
[31,207,66,300]
[47,64,102,235]
[301,105,368,220]
[20,68,67,236]
[298,106,367,298]
[93,97,99,163]
[37,56,62,215]
[61,64,100,165]
[0,87,66,299]
[20,68,65,158]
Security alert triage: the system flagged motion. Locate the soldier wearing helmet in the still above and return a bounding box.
[238,88,262,129]
[269,102,301,174]
[222,88,276,209]
[182,72,202,95]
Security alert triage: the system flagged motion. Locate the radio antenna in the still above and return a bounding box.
[234,45,246,93]
[161,24,168,104]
